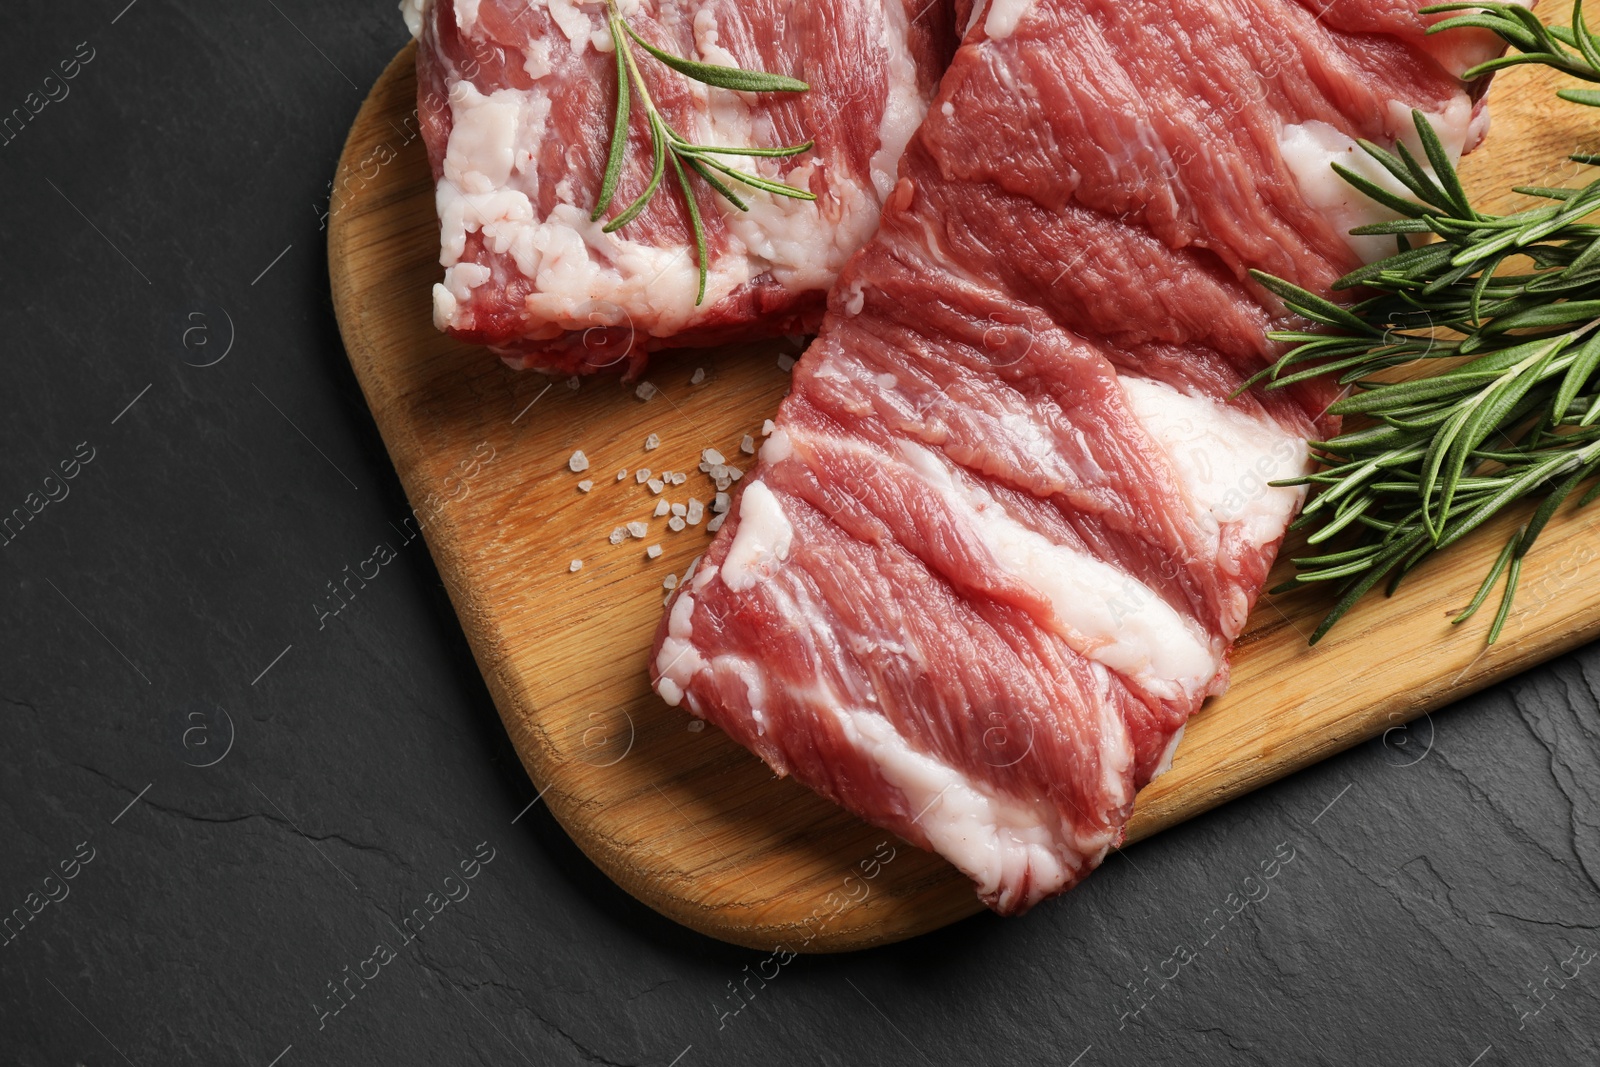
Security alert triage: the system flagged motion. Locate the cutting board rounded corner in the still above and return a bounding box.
[328,39,1600,951]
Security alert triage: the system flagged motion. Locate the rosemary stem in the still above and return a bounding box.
[592,0,813,304]
[607,2,663,122]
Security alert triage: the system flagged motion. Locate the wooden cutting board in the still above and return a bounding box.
[329,40,1595,951]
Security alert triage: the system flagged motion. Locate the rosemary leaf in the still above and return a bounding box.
[1487,551,1525,642]
[687,158,749,212]
[1452,538,1516,623]
[667,149,709,305]
[675,139,816,158]
[691,153,818,201]
[621,20,809,94]
[590,14,632,222]
[1554,330,1600,417]
[602,111,668,233]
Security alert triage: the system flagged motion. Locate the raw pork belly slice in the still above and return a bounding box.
[651,0,1504,912]
[408,0,956,377]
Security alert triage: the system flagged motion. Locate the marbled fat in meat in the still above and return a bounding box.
[651,0,1506,913]
[411,0,956,376]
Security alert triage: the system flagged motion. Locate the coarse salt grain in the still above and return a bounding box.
[730,468,744,481]
[568,450,589,472]
[577,480,593,493]
[569,559,582,572]
[654,499,670,517]
[608,527,626,545]
[636,468,651,484]
[670,472,687,485]
[690,367,706,385]
[668,516,687,532]
[702,448,725,465]
[646,544,663,559]
[671,502,686,517]
[777,353,797,372]
[645,433,660,450]
[762,419,775,436]
[635,381,658,401]
[616,469,628,481]
[686,498,704,524]
[627,521,648,538]
[647,478,664,494]
[741,435,755,454]
[707,513,726,532]
[686,718,704,732]
[713,492,730,513]
[715,475,732,492]
[664,573,679,590]
[566,377,580,390]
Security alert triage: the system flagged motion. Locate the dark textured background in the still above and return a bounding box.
[2,2,1598,1064]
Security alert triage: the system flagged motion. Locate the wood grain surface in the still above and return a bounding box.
[328,40,1594,951]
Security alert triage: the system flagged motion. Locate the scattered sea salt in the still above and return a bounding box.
[616,469,628,481]
[664,573,680,591]
[713,492,730,513]
[645,433,660,451]
[569,559,583,572]
[648,478,664,494]
[668,516,687,532]
[690,367,706,385]
[686,498,704,525]
[635,381,658,401]
[686,718,704,732]
[777,353,797,372]
[636,468,651,484]
[669,472,687,485]
[627,521,648,538]
[707,513,726,533]
[577,479,593,493]
[741,435,756,454]
[762,419,775,436]
[671,502,686,517]
[608,527,626,545]
[654,499,670,517]
[729,467,744,482]
[703,448,725,466]
[568,450,589,473]
[646,544,663,559]
[566,376,580,390]
[714,475,732,492]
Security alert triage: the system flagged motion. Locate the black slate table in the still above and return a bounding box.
[3,3,1598,1064]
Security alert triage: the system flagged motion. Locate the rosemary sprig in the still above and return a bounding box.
[1425,0,1600,107]
[1248,2,1600,644]
[591,0,816,305]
